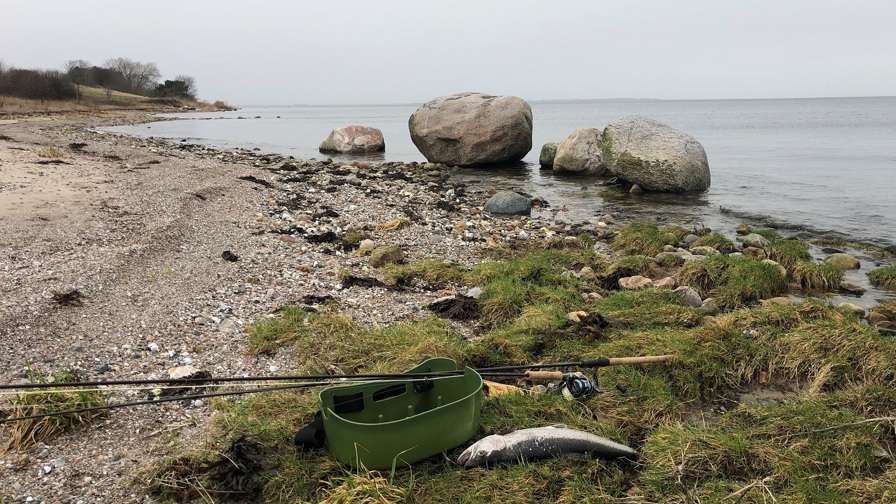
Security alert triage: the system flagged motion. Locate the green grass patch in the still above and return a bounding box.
[639,396,894,502]
[792,261,845,290]
[692,232,736,254]
[1,369,106,453]
[611,222,687,256]
[247,306,309,355]
[608,255,654,276]
[591,289,702,329]
[677,255,787,309]
[381,259,467,288]
[868,265,896,290]
[148,226,896,502]
[752,228,783,241]
[766,238,812,270]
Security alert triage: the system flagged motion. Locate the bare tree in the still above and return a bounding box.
[174,75,197,99]
[104,57,161,95]
[63,59,91,102]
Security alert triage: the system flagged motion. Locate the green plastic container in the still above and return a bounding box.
[319,358,482,469]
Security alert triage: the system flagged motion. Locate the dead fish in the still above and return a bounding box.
[457,424,637,468]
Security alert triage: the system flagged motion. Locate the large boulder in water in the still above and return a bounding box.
[601,116,710,192]
[319,125,385,154]
[408,92,532,166]
[553,128,606,175]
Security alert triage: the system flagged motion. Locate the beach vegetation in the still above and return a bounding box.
[612,222,687,256]
[692,232,736,253]
[1,369,105,453]
[677,255,787,309]
[752,228,783,241]
[138,224,896,503]
[765,238,812,270]
[37,146,64,158]
[608,254,655,276]
[868,265,896,291]
[791,261,845,290]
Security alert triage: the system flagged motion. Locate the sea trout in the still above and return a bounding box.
[457,424,637,468]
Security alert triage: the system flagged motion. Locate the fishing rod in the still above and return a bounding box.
[0,371,525,391]
[0,355,672,390]
[0,377,448,425]
[0,355,674,423]
[0,355,672,391]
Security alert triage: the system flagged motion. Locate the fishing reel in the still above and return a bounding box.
[559,367,627,400]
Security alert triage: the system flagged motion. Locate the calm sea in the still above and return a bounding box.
[105,96,896,248]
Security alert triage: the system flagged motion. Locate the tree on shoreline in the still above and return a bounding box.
[63,60,92,102]
[104,57,161,95]
[154,75,197,100]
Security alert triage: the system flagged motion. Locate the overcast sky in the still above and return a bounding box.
[2,0,894,105]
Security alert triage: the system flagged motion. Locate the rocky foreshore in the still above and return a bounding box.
[0,113,621,502]
[1,113,894,502]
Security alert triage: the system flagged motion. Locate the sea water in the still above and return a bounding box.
[104,96,896,248]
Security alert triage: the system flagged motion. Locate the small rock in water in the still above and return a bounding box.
[824,253,861,270]
[839,281,866,295]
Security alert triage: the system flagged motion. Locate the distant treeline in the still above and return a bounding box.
[0,58,198,102]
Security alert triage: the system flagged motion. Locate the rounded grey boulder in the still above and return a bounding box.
[483,190,531,215]
[602,116,710,192]
[539,142,558,168]
[553,128,606,175]
[319,125,385,154]
[408,92,532,166]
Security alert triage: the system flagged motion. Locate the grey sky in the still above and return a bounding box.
[2,0,894,105]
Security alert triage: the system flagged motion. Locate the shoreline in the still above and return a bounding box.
[1,112,894,502]
[0,111,566,501]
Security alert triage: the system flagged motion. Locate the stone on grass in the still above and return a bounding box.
[690,246,720,256]
[673,286,702,308]
[761,297,791,306]
[761,259,787,278]
[741,233,771,248]
[369,245,404,267]
[653,277,677,290]
[408,92,532,166]
[483,191,531,215]
[838,301,866,316]
[601,115,710,192]
[619,275,653,290]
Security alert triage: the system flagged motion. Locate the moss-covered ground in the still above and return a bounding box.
[140,225,896,503]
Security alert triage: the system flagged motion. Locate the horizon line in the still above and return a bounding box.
[227,94,895,109]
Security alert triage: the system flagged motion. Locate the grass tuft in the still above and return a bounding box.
[792,261,845,290]
[692,232,736,254]
[868,265,896,291]
[612,222,687,256]
[1,369,105,454]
